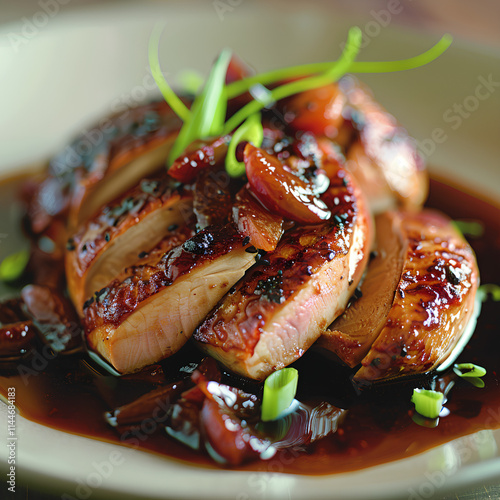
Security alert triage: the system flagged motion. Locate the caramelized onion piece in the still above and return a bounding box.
[232,186,284,252]
[244,144,331,224]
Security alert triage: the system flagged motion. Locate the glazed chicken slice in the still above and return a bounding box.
[281,76,427,214]
[320,210,479,383]
[65,175,194,313]
[193,165,372,380]
[27,100,184,235]
[317,211,405,367]
[83,224,257,373]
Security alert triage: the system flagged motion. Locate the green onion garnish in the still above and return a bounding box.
[150,26,452,176]
[148,24,191,123]
[223,26,362,135]
[411,388,444,419]
[225,34,453,98]
[453,363,487,378]
[477,284,500,302]
[225,112,264,177]
[0,249,30,282]
[261,367,298,422]
[452,220,484,238]
[176,69,204,95]
[167,48,232,165]
[464,377,485,389]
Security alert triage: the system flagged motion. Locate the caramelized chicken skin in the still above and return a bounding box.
[193,157,373,380]
[319,210,479,383]
[83,224,258,373]
[65,174,193,313]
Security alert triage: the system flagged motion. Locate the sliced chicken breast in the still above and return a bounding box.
[193,167,372,380]
[27,100,183,235]
[317,211,405,367]
[321,209,479,383]
[66,175,193,312]
[83,224,257,373]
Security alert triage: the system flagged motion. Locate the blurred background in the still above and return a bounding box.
[2,0,500,45]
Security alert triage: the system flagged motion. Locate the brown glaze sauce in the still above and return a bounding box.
[0,175,499,475]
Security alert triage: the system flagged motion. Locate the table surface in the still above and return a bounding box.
[1,1,499,499]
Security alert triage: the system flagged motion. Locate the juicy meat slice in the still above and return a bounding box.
[341,77,427,213]
[65,175,194,313]
[317,212,406,367]
[83,224,257,374]
[27,100,184,234]
[193,168,372,380]
[349,209,479,383]
[232,186,284,252]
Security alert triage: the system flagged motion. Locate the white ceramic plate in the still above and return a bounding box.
[0,2,499,499]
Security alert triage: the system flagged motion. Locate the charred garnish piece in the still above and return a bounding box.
[243,144,331,224]
[320,209,478,384]
[21,284,83,354]
[106,381,187,427]
[0,299,38,360]
[194,166,372,380]
[65,174,194,313]
[193,165,239,230]
[168,135,231,184]
[83,224,257,374]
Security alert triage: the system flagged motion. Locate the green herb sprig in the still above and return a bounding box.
[149,26,452,175]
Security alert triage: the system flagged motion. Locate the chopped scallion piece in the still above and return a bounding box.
[411,388,443,419]
[477,284,500,302]
[465,377,485,389]
[167,48,232,165]
[225,113,264,177]
[452,220,484,238]
[261,368,298,422]
[0,249,30,282]
[453,363,486,378]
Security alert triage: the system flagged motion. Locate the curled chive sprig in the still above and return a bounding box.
[149,27,453,174]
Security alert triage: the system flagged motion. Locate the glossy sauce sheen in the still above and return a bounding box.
[0,176,499,475]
